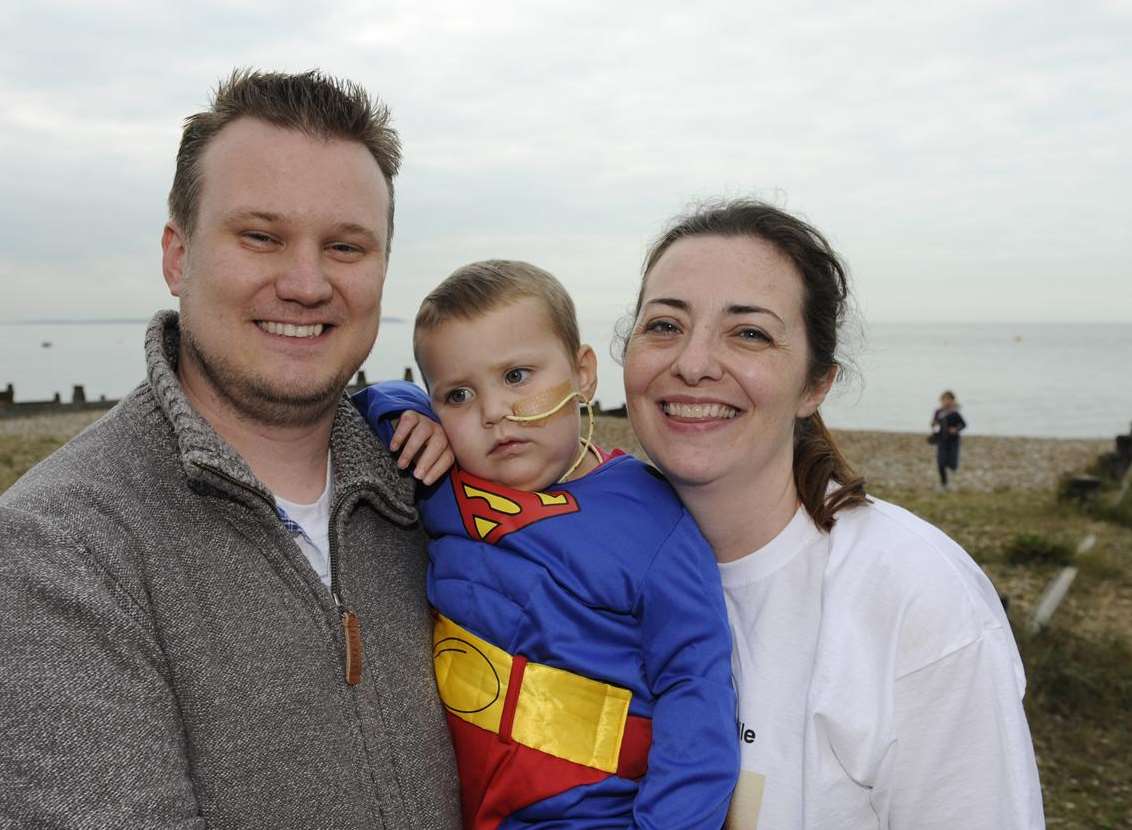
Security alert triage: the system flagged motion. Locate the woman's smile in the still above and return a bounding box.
[659,398,740,422]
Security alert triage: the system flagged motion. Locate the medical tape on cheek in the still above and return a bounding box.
[504,380,578,428]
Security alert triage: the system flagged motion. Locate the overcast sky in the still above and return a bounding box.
[2,0,1130,329]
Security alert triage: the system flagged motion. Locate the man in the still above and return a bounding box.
[0,70,460,828]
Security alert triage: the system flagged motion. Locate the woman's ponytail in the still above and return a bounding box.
[794,413,868,531]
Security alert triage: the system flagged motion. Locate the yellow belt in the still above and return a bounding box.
[433,614,635,774]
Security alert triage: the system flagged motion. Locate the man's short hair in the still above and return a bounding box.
[168,68,402,252]
[414,260,581,375]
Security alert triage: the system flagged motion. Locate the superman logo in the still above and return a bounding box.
[451,468,580,544]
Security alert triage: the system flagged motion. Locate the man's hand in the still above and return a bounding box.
[388,411,455,485]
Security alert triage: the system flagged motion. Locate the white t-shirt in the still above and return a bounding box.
[275,461,333,589]
[720,498,1044,829]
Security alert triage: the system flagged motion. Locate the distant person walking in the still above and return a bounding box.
[932,390,967,489]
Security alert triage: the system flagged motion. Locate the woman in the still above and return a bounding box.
[621,200,1043,828]
[932,390,967,490]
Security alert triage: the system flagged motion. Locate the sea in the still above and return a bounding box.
[1,318,1129,440]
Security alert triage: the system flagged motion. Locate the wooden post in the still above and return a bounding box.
[1028,568,1078,635]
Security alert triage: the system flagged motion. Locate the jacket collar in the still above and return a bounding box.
[143,309,417,525]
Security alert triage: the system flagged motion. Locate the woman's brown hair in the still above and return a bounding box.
[633,199,868,530]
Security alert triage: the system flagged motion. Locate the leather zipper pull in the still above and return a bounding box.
[342,610,363,686]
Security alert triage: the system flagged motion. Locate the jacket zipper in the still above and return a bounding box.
[193,463,365,685]
[328,485,366,685]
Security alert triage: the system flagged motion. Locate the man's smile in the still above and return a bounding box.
[256,320,328,339]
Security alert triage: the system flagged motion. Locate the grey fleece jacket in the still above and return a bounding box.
[0,311,461,829]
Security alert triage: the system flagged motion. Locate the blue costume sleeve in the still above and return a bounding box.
[351,381,437,448]
[632,512,738,828]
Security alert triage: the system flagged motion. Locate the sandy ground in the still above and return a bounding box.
[1,407,1114,493]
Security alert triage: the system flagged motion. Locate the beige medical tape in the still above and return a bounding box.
[503,379,596,482]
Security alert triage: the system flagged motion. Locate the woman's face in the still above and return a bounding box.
[623,234,831,494]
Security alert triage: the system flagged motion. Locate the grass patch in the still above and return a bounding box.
[0,435,72,493]
[1021,626,1132,825]
[1023,627,1132,722]
[870,486,1088,567]
[1006,533,1075,567]
[1098,489,1132,530]
[1056,458,1132,531]
[1076,553,1126,583]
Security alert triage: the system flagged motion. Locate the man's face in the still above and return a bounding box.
[161,117,390,427]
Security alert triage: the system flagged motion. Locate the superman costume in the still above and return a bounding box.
[354,382,737,829]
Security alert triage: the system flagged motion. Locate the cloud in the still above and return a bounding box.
[1,0,1129,323]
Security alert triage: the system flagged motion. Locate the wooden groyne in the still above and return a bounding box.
[0,383,117,418]
[1,369,414,419]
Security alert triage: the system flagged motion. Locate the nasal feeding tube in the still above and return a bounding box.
[503,379,597,482]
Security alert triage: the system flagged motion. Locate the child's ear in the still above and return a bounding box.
[575,345,598,402]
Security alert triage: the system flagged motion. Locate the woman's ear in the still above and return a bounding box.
[575,345,599,402]
[797,366,836,419]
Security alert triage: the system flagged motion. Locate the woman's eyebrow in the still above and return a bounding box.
[644,297,784,325]
[727,304,783,324]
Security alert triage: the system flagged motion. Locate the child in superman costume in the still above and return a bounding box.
[354,260,737,829]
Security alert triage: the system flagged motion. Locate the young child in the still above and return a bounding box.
[353,260,737,829]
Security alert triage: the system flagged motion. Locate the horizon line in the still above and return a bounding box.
[0,316,410,326]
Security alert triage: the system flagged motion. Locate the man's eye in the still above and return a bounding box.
[504,368,531,385]
[328,242,363,256]
[243,231,276,246]
[446,388,472,405]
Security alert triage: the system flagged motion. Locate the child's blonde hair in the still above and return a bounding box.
[413,260,581,373]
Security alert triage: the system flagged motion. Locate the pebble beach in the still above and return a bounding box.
[1,408,1113,493]
[591,417,1111,493]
